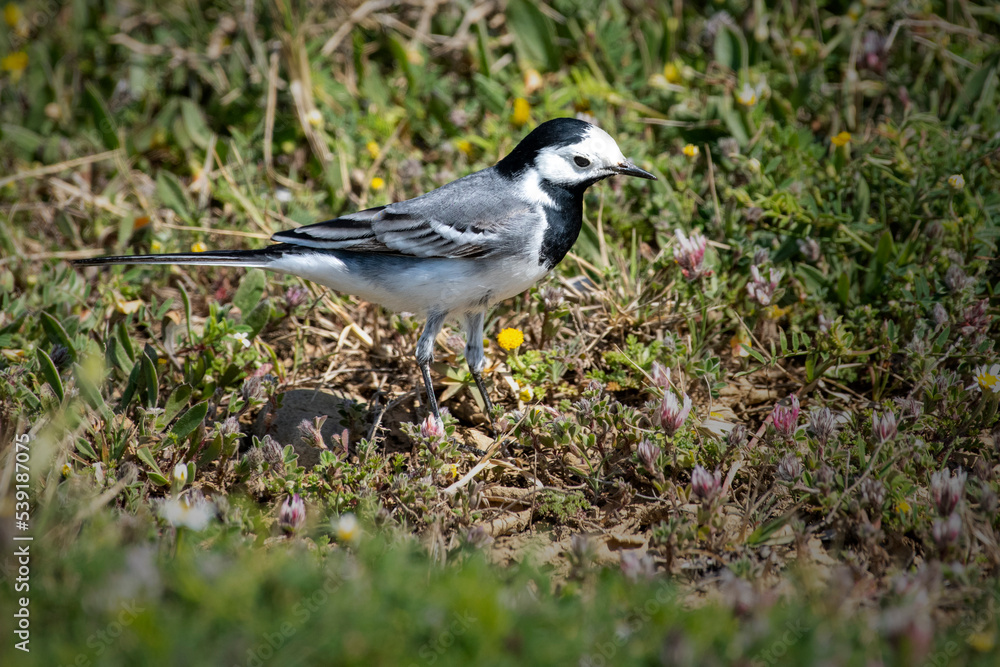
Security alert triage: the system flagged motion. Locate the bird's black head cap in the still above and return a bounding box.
[495,117,593,180]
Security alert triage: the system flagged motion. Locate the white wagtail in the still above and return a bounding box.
[76,117,656,423]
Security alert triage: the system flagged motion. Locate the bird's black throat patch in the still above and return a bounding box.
[538,181,586,270]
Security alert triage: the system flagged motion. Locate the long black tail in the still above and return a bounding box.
[73,245,291,269]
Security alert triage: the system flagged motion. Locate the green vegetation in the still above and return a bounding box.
[2,0,1000,664]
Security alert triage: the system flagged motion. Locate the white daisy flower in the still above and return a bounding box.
[232,332,251,349]
[172,462,188,487]
[160,494,215,531]
[736,82,757,106]
[335,513,360,544]
[972,364,1000,394]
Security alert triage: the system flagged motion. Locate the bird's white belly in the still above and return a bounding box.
[271,252,549,316]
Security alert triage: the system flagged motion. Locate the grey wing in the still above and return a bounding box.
[270,169,533,259]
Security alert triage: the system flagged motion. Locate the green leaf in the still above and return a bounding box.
[855,176,871,222]
[109,336,133,375]
[84,83,119,150]
[76,437,99,462]
[116,319,135,362]
[119,359,142,411]
[742,344,766,364]
[473,20,493,74]
[719,104,749,145]
[164,384,193,424]
[171,400,208,440]
[179,98,213,149]
[947,52,1000,126]
[147,471,169,486]
[199,433,223,466]
[135,445,165,477]
[747,515,791,546]
[244,298,272,338]
[1,123,45,155]
[506,0,558,71]
[385,35,415,89]
[472,73,507,115]
[156,170,193,219]
[836,271,851,306]
[712,25,743,71]
[141,349,159,408]
[36,348,64,402]
[178,282,194,343]
[75,365,110,419]
[863,231,895,296]
[39,312,77,362]
[233,269,267,314]
[219,363,242,388]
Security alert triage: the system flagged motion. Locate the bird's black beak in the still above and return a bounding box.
[615,161,657,180]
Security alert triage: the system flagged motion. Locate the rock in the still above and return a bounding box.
[254,389,358,468]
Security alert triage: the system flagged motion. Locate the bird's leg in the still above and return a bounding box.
[463,311,495,425]
[415,311,447,422]
[419,361,441,421]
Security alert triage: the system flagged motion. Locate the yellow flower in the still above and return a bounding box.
[61,463,71,477]
[730,328,751,358]
[947,174,965,190]
[831,131,851,147]
[405,48,424,65]
[306,108,323,128]
[448,463,459,479]
[894,499,911,515]
[519,385,533,402]
[663,62,682,84]
[497,327,524,351]
[512,97,531,128]
[968,631,996,653]
[1,51,27,82]
[763,304,790,319]
[366,141,380,159]
[682,144,699,158]
[4,3,23,29]
[455,139,474,157]
[150,239,163,253]
[191,241,207,253]
[370,176,385,190]
[114,296,143,314]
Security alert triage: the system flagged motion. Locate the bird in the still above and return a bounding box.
[75,117,656,424]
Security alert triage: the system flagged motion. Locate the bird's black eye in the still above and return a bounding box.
[574,156,591,168]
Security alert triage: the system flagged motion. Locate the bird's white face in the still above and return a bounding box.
[533,125,632,187]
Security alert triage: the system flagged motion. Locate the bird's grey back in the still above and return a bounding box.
[273,166,540,260]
